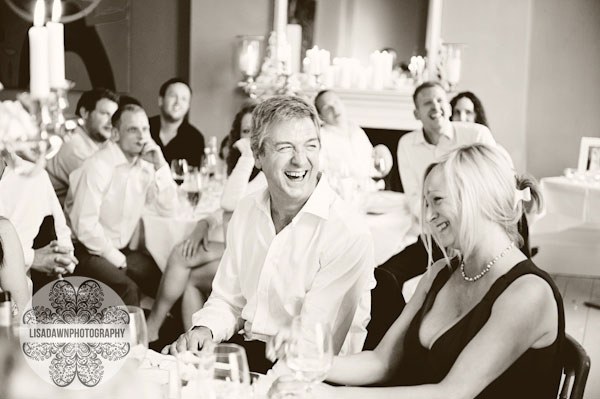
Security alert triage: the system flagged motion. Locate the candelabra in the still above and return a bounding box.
[0,82,77,175]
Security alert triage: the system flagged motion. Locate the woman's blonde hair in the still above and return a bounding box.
[421,143,542,266]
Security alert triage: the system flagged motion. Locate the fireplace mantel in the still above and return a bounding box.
[335,88,421,131]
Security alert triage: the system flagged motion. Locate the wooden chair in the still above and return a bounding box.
[363,266,406,350]
[559,334,591,399]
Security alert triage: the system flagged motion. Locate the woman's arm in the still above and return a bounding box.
[324,273,558,399]
[326,261,446,386]
[0,219,31,316]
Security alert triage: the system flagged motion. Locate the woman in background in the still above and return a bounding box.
[317,144,564,399]
[450,91,489,127]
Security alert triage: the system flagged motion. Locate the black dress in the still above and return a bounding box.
[395,259,565,398]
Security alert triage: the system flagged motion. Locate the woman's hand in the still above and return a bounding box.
[233,137,253,157]
[181,220,210,260]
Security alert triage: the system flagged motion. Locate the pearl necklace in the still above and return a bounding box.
[460,241,515,282]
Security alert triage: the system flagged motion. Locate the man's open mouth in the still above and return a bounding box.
[284,170,308,181]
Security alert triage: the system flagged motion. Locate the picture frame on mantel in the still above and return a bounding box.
[577,136,600,172]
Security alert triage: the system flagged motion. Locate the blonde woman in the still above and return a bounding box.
[315,144,564,399]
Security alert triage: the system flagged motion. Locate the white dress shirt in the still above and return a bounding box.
[397,121,496,219]
[67,141,177,268]
[0,165,73,269]
[319,121,373,181]
[193,176,375,355]
[46,126,102,207]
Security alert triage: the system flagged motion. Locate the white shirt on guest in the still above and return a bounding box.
[0,165,73,269]
[397,121,496,220]
[193,176,375,355]
[66,141,178,268]
[319,121,373,181]
[46,126,103,207]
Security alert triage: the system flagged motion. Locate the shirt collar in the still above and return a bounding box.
[255,173,334,222]
[415,123,454,145]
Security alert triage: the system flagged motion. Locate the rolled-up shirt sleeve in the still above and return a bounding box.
[146,164,177,216]
[69,162,125,268]
[302,229,376,355]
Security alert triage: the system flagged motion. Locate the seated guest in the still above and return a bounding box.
[0,159,78,292]
[450,91,489,127]
[150,78,205,167]
[46,88,119,207]
[220,103,266,212]
[317,143,564,399]
[314,90,392,183]
[67,104,178,306]
[0,217,33,316]
[163,96,375,374]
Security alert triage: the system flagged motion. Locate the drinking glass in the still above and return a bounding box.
[285,316,333,390]
[181,167,202,213]
[212,343,251,398]
[176,350,215,398]
[126,306,148,365]
[171,159,188,185]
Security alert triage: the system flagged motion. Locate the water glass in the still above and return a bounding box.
[126,306,148,364]
[181,167,203,213]
[212,343,251,398]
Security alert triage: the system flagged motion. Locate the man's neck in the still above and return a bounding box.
[269,197,306,234]
[423,121,452,146]
[160,115,184,133]
[82,126,106,144]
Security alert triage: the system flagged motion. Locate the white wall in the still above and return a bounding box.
[441,0,532,173]
[526,0,600,178]
[189,0,271,141]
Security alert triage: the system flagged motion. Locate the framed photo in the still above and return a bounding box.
[577,137,600,172]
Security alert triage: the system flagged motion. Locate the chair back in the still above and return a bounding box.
[364,266,405,350]
[559,334,591,399]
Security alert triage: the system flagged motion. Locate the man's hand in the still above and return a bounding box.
[233,137,253,157]
[181,220,210,260]
[32,241,78,276]
[162,326,214,355]
[140,139,167,170]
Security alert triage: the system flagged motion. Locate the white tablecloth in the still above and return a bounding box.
[530,176,600,235]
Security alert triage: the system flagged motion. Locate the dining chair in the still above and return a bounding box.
[363,266,406,350]
[559,334,591,399]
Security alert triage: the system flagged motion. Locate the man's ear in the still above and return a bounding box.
[254,153,262,170]
[111,127,120,141]
[158,96,163,108]
[413,108,421,121]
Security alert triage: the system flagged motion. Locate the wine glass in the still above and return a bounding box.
[176,350,215,398]
[372,144,392,180]
[285,316,333,394]
[212,343,251,398]
[181,166,202,214]
[171,159,188,185]
[125,306,148,365]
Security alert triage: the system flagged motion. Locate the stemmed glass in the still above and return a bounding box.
[181,166,202,215]
[212,343,251,398]
[285,316,333,396]
[125,306,148,365]
[170,159,188,185]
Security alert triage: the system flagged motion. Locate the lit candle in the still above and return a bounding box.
[47,0,65,89]
[28,0,49,98]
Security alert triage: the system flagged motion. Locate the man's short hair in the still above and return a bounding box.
[158,78,192,97]
[251,96,320,155]
[313,89,332,116]
[111,104,145,129]
[412,81,446,107]
[76,88,119,117]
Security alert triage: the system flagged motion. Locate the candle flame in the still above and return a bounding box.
[33,0,45,27]
[51,0,62,23]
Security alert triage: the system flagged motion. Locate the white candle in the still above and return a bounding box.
[29,0,49,98]
[286,23,302,73]
[307,46,320,75]
[319,49,330,76]
[274,0,287,41]
[47,0,65,89]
